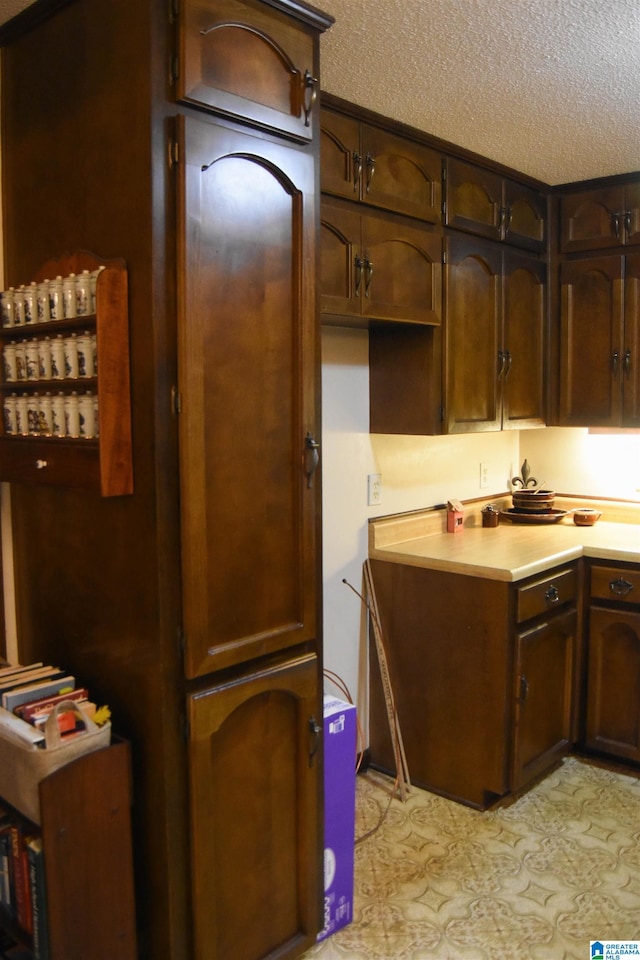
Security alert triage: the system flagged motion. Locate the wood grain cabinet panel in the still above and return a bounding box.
[443,237,546,433]
[560,180,640,253]
[511,607,575,791]
[321,199,442,327]
[368,560,578,808]
[558,254,640,428]
[585,563,640,762]
[321,108,441,223]
[188,652,321,960]
[177,115,320,679]
[178,0,327,140]
[586,606,640,761]
[444,157,546,252]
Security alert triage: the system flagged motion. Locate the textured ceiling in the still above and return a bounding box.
[319,0,640,185]
[0,0,638,185]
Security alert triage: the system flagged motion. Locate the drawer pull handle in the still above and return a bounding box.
[609,577,634,597]
[544,585,560,604]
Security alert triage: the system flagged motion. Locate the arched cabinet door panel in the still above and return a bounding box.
[558,256,625,427]
[177,114,319,679]
[188,652,321,960]
[320,109,442,224]
[560,182,640,253]
[444,158,546,252]
[321,200,441,327]
[502,253,546,429]
[443,237,502,433]
[178,0,331,140]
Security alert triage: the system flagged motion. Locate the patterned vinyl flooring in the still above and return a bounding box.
[304,757,640,960]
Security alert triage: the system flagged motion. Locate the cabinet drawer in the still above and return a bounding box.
[516,566,577,623]
[591,565,640,605]
[178,0,328,141]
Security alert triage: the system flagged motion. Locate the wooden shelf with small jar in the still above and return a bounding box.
[0,252,132,496]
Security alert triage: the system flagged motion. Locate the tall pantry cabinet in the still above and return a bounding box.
[0,1,333,959]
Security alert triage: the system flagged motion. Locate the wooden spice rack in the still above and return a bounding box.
[0,252,132,496]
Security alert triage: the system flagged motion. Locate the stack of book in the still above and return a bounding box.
[0,662,100,748]
[0,804,48,959]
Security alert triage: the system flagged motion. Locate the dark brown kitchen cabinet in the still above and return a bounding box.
[0,1,331,958]
[320,199,442,327]
[320,108,442,223]
[178,0,326,141]
[443,236,546,433]
[585,563,640,762]
[178,114,320,679]
[188,651,321,960]
[444,157,546,252]
[511,591,576,791]
[558,254,640,428]
[560,180,640,253]
[368,559,578,809]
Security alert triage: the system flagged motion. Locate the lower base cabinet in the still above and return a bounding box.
[585,563,640,761]
[511,607,576,790]
[187,651,322,960]
[368,560,577,809]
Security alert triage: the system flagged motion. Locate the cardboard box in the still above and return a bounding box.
[317,695,357,942]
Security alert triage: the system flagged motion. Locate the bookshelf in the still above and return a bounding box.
[0,740,137,960]
[0,252,132,497]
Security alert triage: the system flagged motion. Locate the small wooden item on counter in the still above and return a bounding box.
[447,499,464,533]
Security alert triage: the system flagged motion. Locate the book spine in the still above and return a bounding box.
[0,827,11,911]
[26,838,49,960]
[15,688,88,723]
[9,824,32,937]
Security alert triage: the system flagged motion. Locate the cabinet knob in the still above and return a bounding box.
[35,459,48,469]
[609,577,634,597]
[544,585,560,604]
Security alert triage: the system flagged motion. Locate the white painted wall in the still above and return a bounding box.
[321,325,640,726]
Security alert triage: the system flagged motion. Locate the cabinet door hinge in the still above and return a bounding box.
[169,54,179,87]
[168,138,180,170]
[169,0,179,24]
[171,385,182,415]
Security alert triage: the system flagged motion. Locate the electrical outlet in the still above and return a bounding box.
[479,462,489,489]
[367,474,382,506]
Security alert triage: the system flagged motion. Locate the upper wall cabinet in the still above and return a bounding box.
[320,199,442,327]
[177,0,331,141]
[320,109,442,224]
[444,158,546,253]
[443,237,546,434]
[560,181,640,253]
[558,254,640,428]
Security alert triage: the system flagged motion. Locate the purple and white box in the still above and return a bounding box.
[317,694,357,942]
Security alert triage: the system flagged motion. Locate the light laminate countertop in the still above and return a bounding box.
[369,500,640,582]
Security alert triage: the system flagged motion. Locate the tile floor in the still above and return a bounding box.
[304,756,640,960]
